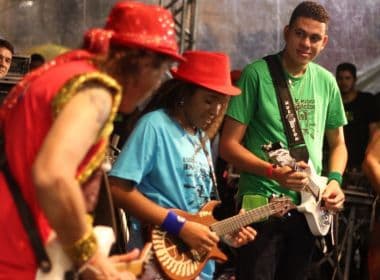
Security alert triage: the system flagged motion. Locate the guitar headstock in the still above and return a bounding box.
[268,195,296,217]
[262,142,296,169]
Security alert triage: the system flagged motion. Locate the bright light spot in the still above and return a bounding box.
[19,0,34,8]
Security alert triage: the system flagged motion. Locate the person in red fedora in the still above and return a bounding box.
[109,50,257,280]
[0,1,183,279]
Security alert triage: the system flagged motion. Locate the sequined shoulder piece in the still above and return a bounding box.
[52,71,122,183]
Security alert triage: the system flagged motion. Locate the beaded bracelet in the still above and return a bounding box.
[161,211,186,236]
[64,227,98,266]
[327,171,343,186]
[64,215,97,266]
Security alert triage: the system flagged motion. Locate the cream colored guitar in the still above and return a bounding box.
[36,226,152,280]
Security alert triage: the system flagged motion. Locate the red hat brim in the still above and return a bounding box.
[170,69,241,96]
[110,37,185,62]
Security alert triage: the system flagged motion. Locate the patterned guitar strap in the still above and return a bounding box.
[264,54,336,248]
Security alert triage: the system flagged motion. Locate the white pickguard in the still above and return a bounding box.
[35,226,115,280]
[263,142,332,236]
[296,162,332,236]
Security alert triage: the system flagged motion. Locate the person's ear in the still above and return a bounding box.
[321,35,328,50]
[283,25,290,41]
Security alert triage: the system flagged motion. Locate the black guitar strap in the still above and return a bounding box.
[2,162,52,272]
[263,54,309,162]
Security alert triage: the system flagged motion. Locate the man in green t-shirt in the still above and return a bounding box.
[219,1,347,279]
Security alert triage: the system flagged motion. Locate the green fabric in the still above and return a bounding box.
[242,194,269,222]
[227,54,347,205]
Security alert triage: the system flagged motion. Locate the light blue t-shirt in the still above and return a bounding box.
[110,109,215,280]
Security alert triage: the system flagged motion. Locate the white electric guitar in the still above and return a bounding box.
[36,226,153,280]
[262,142,332,236]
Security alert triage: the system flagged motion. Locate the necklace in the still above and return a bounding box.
[186,132,218,193]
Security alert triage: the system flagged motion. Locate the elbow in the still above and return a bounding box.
[362,154,373,176]
[218,138,232,162]
[109,176,133,209]
[31,158,70,197]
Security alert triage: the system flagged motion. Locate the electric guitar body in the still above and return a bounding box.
[263,142,332,236]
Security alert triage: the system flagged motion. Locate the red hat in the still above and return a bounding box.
[170,51,241,96]
[83,28,113,55]
[105,1,184,61]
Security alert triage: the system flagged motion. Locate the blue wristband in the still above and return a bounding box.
[161,211,186,236]
[328,171,343,186]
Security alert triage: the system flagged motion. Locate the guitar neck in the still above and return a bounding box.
[210,202,280,236]
[306,174,320,198]
[293,163,320,199]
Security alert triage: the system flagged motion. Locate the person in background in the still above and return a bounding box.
[336,63,380,279]
[219,1,347,279]
[29,53,46,71]
[0,38,14,79]
[109,51,256,280]
[335,62,380,172]
[0,1,183,279]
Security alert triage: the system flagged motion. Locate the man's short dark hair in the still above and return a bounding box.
[289,1,330,29]
[336,62,357,80]
[0,39,14,55]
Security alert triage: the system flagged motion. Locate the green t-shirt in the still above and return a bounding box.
[227,55,347,204]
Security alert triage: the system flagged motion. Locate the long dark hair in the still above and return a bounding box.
[143,78,229,140]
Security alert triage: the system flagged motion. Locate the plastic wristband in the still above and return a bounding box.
[327,171,343,186]
[266,164,276,178]
[161,211,186,236]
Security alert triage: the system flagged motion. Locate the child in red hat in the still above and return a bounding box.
[110,51,257,280]
[0,1,183,279]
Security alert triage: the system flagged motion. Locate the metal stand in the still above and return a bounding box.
[308,174,375,280]
[332,187,375,280]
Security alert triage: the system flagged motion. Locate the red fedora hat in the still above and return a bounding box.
[170,51,241,96]
[83,28,113,55]
[105,1,184,61]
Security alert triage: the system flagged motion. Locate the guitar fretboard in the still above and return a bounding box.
[209,200,287,236]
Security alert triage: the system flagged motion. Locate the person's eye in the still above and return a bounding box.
[294,29,304,37]
[310,35,322,43]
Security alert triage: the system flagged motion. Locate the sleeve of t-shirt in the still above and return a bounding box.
[325,77,347,129]
[226,63,258,125]
[109,115,157,185]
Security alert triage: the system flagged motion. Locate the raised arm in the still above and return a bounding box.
[219,116,272,176]
[219,116,307,191]
[110,177,220,253]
